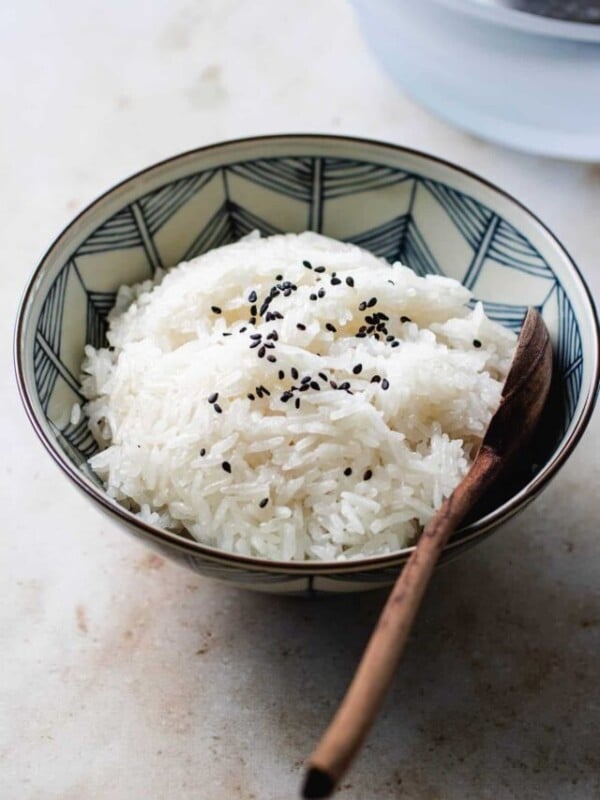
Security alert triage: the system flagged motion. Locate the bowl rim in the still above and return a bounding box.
[433,0,600,42]
[14,133,600,574]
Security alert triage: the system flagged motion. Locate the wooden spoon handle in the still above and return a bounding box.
[304,446,502,797]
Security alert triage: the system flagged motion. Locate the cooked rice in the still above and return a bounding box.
[81,232,516,561]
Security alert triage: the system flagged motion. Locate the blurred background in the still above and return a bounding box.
[2,2,599,798]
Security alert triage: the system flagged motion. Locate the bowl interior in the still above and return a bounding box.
[17,136,597,566]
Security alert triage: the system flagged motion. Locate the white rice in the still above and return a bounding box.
[81,232,516,561]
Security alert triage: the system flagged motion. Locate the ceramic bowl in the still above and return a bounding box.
[351,0,600,160]
[14,135,599,594]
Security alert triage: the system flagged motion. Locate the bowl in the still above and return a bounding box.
[350,0,600,160]
[14,135,599,594]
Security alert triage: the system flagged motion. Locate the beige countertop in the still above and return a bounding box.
[2,1,599,798]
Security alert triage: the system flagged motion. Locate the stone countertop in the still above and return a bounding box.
[2,1,598,798]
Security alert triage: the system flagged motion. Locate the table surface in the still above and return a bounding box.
[2,1,599,798]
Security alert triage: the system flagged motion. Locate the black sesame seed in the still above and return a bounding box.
[249,316,256,325]
[291,367,299,380]
[280,391,292,403]
[318,372,327,382]
[259,497,269,508]
[248,290,257,303]
[249,340,260,349]
[267,331,279,341]
[344,467,352,476]
[346,276,355,287]
[208,392,219,404]
[310,294,317,301]
[379,312,389,321]
[250,304,257,316]
[400,316,411,323]
[387,279,395,285]
[303,260,312,269]
[258,346,266,358]
[330,380,338,389]
[473,339,482,348]
[367,297,377,308]
[214,403,223,414]
[222,461,231,473]
[331,277,342,286]
[325,323,337,333]
[363,469,373,481]
[222,332,232,337]
[295,398,301,409]
[374,334,380,341]
[260,386,270,396]
[352,364,363,375]
[370,375,381,383]
[339,381,351,391]
[318,288,326,298]
[278,370,285,380]
[211,305,222,314]
[365,315,375,325]
[315,266,326,274]
[265,312,274,322]
[386,335,395,342]
[283,288,292,297]
[200,448,206,457]
[240,327,248,333]
[250,333,262,340]
[358,301,367,311]
[267,355,277,363]
[301,375,311,384]
[300,384,310,392]
[310,381,320,391]
[391,340,400,348]
[356,332,366,338]
[296,323,306,331]
[358,325,367,333]
[276,274,283,281]
[381,378,390,391]
[247,393,255,401]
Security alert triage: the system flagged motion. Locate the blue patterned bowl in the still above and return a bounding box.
[14,136,599,594]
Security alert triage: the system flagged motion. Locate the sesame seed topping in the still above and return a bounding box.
[391,341,400,348]
[276,274,283,281]
[367,297,377,308]
[473,339,482,348]
[339,381,351,391]
[248,290,257,303]
[258,346,266,358]
[249,340,260,349]
[318,288,326,298]
[301,375,311,384]
[310,294,317,301]
[208,392,219,404]
[356,332,366,338]
[344,467,352,476]
[303,260,312,269]
[280,391,292,403]
[331,277,341,285]
[318,372,327,382]
[291,367,299,380]
[222,461,231,473]
[299,384,310,392]
[267,355,277,363]
[381,378,390,390]
[213,403,223,414]
[400,316,411,323]
[345,277,355,287]
[363,469,373,481]
[267,331,278,341]
[250,304,257,316]
[200,448,206,456]
[249,316,256,325]
[296,323,306,331]
[240,326,247,333]
[310,381,320,391]
[278,370,285,380]
[325,323,337,332]
[247,393,255,401]
[295,398,301,409]
[260,385,270,396]
[250,333,262,340]
[370,375,381,383]
[352,364,363,375]
[358,301,367,311]
[259,497,269,508]
[330,380,338,389]
[315,266,326,274]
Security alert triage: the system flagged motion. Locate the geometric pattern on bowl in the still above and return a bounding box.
[34,154,582,471]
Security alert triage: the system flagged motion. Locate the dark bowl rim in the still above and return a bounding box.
[13,133,600,574]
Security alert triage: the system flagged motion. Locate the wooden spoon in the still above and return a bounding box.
[302,308,552,799]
